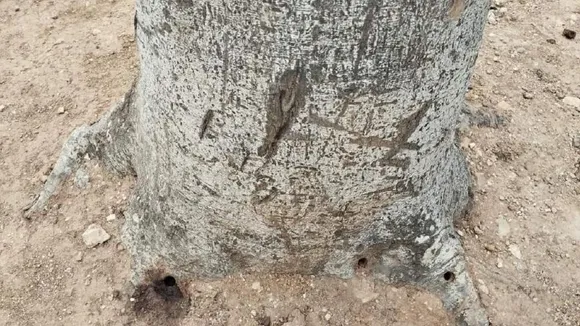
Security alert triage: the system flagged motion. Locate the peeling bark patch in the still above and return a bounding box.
[257,66,307,159]
[447,0,464,19]
[198,109,214,139]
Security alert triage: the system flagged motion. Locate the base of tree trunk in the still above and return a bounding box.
[25,89,489,325]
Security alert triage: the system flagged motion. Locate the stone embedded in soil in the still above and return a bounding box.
[485,244,497,252]
[562,96,580,109]
[251,281,262,292]
[488,11,497,24]
[57,106,65,114]
[75,251,83,262]
[496,101,512,111]
[282,309,306,326]
[509,244,522,260]
[106,214,117,221]
[351,278,380,304]
[493,0,506,7]
[562,29,577,40]
[497,7,508,17]
[0,105,5,112]
[573,134,580,149]
[477,279,490,295]
[82,224,111,248]
[497,217,511,237]
[523,92,534,99]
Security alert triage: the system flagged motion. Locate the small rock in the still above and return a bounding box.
[15,6,20,12]
[92,29,101,35]
[250,310,257,317]
[457,230,465,237]
[474,226,484,235]
[546,38,556,44]
[484,244,497,252]
[562,28,577,40]
[283,309,306,326]
[497,7,508,17]
[82,224,111,248]
[493,0,506,7]
[497,217,511,237]
[251,281,262,292]
[496,101,512,111]
[57,106,66,114]
[324,313,331,321]
[562,96,580,109]
[477,280,490,295]
[106,214,117,222]
[497,258,503,268]
[532,297,539,303]
[75,251,83,262]
[116,242,125,251]
[487,11,497,24]
[509,244,522,260]
[0,105,5,112]
[51,14,59,19]
[572,134,580,149]
[351,279,379,304]
[74,169,90,189]
[111,290,121,300]
[523,92,534,99]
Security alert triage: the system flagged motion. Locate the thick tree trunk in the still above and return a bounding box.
[29,0,489,324]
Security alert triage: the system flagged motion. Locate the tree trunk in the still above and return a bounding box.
[29,0,489,324]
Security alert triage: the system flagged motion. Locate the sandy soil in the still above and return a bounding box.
[0,0,579,325]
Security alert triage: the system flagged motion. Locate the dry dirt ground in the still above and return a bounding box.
[1,0,579,325]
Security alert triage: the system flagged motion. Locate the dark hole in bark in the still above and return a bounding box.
[164,275,176,286]
[357,258,368,268]
[444,271,456,282]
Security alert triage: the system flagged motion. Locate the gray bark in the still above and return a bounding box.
[28,0,489,324]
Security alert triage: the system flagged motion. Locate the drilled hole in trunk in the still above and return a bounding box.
[443,271,456,282]
[357,258,368,268]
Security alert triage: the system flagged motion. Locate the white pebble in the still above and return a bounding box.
[82,224,111,248]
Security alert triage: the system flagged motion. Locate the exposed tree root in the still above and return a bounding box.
[23,82,136,218]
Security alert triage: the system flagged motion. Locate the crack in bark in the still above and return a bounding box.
[198,109,214,139]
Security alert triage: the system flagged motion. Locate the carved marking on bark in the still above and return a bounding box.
[310,113,348,132]
[257,65,307,159]
[354,0,380,77]
[370,102,430,170]
[447,0,465,19]
[198,110,214,140]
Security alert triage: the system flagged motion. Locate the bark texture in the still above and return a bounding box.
[30,0,489,324]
